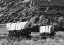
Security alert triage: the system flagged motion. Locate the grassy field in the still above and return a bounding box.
[0,36,64,45]
[0,31,63,45]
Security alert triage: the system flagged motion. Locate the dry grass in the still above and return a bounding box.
[0,35,64,45]
[0,31,64,45]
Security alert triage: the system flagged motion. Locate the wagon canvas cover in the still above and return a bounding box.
[6,21,28,31]
[39,25,53,33]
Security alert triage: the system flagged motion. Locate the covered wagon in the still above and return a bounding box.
[30,25,54,38]
[5,21,30,37]
[0,21,29,37]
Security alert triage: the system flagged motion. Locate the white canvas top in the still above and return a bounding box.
[39,25,53,33]
[6,21,28,31]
